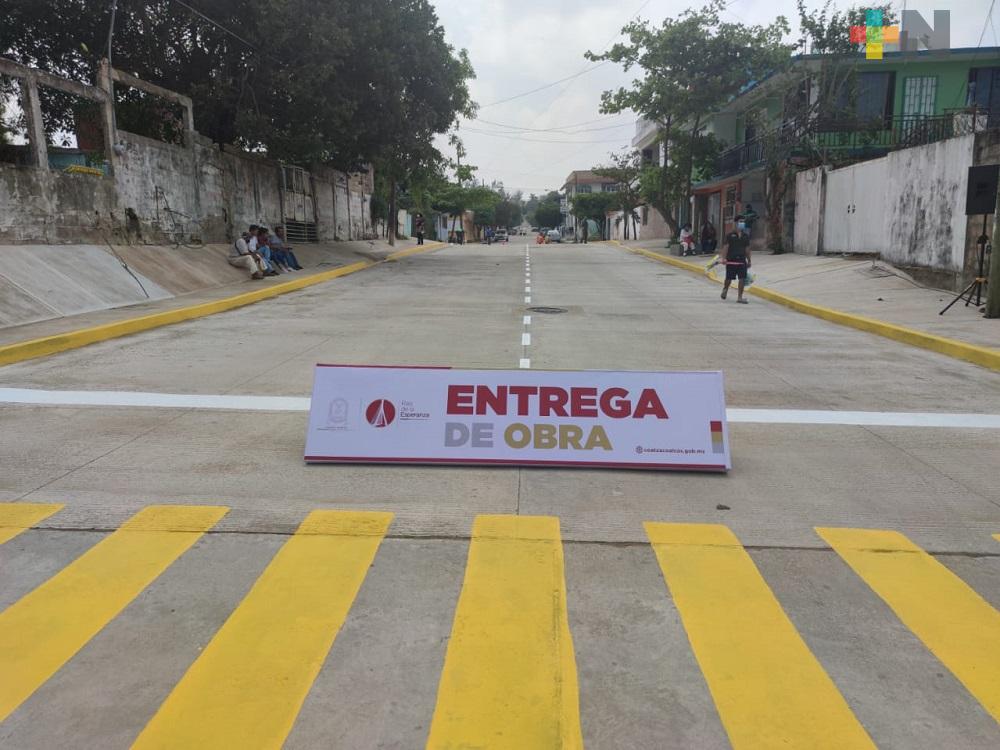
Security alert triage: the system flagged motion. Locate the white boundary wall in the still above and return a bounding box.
[793,134,974,273]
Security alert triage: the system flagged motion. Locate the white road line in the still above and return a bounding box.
[525,296,532,303]
[519,358,531,369]
[525,286,531,293]
[726,409,1000,429]
[521,333,531,346]
[523,315,532,325]
[0,388,311,412]
[2,388,1000,428]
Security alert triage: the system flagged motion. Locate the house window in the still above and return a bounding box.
[903,76,937,117]
[857,72,895,123]
[836,72,895,124]
[602,183,619,192]
[577,184,592,193]
[968,67,1000,113]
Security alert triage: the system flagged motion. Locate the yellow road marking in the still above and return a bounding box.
[0,504,227,722]
[818,527,1000,721]
[645,522,874,750]
[0,242,446,368]
[0,502,63,545]
[131,510,393,750]
[610,240,1000,372]
[427,515,583,749]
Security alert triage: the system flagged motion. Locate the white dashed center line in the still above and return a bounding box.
[520,244,532,368]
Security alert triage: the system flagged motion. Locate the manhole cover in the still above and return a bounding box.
[528,306,568,314]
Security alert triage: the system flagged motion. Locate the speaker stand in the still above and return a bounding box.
[940,214,990,315]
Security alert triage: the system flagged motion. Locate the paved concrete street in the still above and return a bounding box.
[1,240,999,749]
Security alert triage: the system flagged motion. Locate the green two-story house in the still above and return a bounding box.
[690,46,1000,247]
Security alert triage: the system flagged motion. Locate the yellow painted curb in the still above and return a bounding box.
[610,240,1000,372]
[0,242,446,368]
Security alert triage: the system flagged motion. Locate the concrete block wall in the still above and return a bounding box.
[792,134,979,289]
[0,166,119,244]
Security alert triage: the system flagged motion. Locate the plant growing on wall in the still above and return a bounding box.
[756,1,898,252]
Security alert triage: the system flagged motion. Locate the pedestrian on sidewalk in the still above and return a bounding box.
[700,219,717,255]
[720,222,751,304]
[230,230,266,279]
[415,213,425,245]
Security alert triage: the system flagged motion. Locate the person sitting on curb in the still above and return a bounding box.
[679,223,696,256]
[268,225,304,270]
[230,229,266,280]
[254,226,283,275]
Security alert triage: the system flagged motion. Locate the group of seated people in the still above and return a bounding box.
[228,224,304,279]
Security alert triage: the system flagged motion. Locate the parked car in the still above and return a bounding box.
[494,229,509,243]
[546,229,562,243]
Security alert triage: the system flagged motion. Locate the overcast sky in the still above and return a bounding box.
[431,0,994,197]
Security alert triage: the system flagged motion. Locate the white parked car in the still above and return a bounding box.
[546,229,562,243]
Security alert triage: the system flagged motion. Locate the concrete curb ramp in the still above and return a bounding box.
[0,242,446,368]
[610,240,1000,373]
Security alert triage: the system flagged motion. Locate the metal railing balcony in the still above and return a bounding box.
[711,107,994,179]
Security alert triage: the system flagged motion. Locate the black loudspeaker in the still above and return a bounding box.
[966,165,999,215]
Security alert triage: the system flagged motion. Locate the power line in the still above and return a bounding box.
[478,63,610,108]
[463,128,633,145]
[473,115,628,132]
[470,121,634,135]
[168,0,281,64]
[477,0,653,109]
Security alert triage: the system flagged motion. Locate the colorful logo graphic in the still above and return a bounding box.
[850,9,899,60]
[366,399,396,428]
[710,421,725,455]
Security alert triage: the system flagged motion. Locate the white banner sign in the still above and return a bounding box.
[305,366,731,471]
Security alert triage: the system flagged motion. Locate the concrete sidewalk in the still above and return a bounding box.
[617,239,1000,352]
[0,238,433,348]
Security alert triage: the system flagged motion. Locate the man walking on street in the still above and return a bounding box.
[720,221,751,304]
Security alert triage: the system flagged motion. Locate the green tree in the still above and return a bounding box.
[571,192,618,241]
[534,199,563,230]
[467,185,502,237]
[588,0,790,235]
[594,151,644,240]
[0,0,473,174]
[755,1,898,251]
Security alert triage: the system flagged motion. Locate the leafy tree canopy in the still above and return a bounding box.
[587,0,791,232]
[0,0,474,170]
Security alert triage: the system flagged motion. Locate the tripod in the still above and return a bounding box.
[940,214,991,315]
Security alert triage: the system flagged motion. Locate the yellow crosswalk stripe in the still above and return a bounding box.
[427,515,583,750]
[0,503,64,545]
[0,504,227,723]
[818,527,1000,722]
[131,510,393,750]
[644,522,875,750]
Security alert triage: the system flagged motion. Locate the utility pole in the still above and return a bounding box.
[986,193,1000,317]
